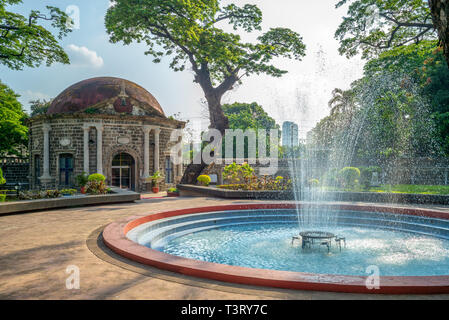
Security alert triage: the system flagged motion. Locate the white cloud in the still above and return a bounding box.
[67,44,104,68]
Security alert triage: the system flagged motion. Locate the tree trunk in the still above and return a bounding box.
[429,0,449,65]
[180,89,229,184]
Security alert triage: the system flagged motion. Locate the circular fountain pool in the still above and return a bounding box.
[103,204,449,294]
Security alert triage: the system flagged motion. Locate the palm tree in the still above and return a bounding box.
[328,88,357,116]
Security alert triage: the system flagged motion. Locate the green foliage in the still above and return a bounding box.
[0,194,5,202]
[310,41,448,161]
[29,99,51,117]
[197,175,211,186]
[105,0,305,136]
[338,167,360,188]
[60,189,77,196]
[223,162,255,184]
[149,171,162,185]
[0,0,71,70]
[359,166,381,189]
[75,172,89,187]
[222,102,280,158]
[88,173,106,182]
[0,81,28,156]
[218,175,292,191]
[335,0,436,59]
[167,187,179,193]
[105,1,305,85]
[86,180,107,195]
[18,189,61,200]
[0,167,5,185]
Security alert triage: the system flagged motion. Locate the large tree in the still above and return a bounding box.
[429,0,449,65]
[0,81,28,157]
[105,0,306,183]
[335,0,449,66]
[335,0,437,60]
[222,102,280,158]
[0,0,71,70]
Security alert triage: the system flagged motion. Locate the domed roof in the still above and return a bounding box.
[47,77,165,116]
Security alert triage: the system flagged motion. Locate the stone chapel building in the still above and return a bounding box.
[28,77,185,192]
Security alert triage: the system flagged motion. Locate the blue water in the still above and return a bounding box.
[158,224,449,276]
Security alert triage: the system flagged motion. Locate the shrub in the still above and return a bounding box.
[88,173,106,182]
[338,167,361,189]
[60,189,77,196]
[0,168,5,185]
[46,190,61,198]
[223,162,255,184]
[168,187,179,193]
[86,180,107,195]
[76,172,89,187]
[197,175,211,186]
[0,194,5,202]
[359,166,382,189]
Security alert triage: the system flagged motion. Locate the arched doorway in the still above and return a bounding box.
[111,153,136,190]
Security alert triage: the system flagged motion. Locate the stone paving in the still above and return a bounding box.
[1,196,449,300]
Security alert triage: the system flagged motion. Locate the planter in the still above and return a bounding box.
[80,187,87,194]
[152,187,160,194]
[167,192,180,197]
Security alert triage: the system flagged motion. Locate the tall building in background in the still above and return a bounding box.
[282,121,299,147]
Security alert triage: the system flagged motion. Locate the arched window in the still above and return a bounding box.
[59,154,74,187]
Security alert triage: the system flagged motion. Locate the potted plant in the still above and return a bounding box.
[167,187,180,197]
[76,172,89,194]
[149,171,162,193]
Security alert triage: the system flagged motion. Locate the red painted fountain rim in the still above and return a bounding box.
[102,203,449,294]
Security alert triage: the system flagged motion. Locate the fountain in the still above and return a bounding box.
[103,72,449,294]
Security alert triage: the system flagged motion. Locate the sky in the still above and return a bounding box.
[1,0,365,139]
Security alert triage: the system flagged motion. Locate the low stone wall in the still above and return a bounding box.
[177,185,449,205]
[0,191,141,216]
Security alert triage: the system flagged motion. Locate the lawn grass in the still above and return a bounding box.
[368,184,449,195]
[323,184,449,195]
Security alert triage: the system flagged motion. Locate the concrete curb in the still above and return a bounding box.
[0,191,141,215]
[177,184,449,205]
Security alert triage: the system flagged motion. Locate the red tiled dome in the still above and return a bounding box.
[47,77,165,116]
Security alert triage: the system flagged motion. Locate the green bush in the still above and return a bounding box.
[60,189,77,196]
[76,172,89,187]
[359,166,382,189]
[88,173,106,182]
[0,194,5,202]
[222,162,255,184]
[168,187,179,193]
[0,168,5,185]
[197,175,211,186]
[338,167,361,189]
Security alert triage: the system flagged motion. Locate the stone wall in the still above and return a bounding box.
[29,115,184,192]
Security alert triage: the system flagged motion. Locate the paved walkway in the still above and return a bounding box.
[1,197,449,300]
